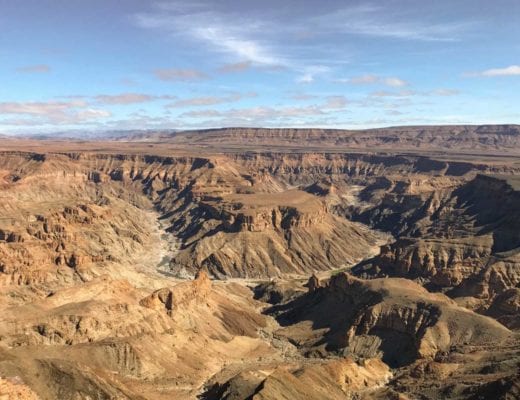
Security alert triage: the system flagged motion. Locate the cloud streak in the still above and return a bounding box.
[176,96,348,126]
[133,4,285,67]
[339,74,408,87]
[312,5,474,42]
[154,68,208,81]
[94,93,175,105]
[167,92,256,108]
[0,100,111,125]
[217,61,252,73]
[469,65,520,77]
[16,64,51,74]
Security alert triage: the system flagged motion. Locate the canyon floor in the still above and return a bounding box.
[1,126,520,399]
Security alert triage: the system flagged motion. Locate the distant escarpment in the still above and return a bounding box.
[131,125,520,154]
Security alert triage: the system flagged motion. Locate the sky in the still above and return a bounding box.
[0,0,519,134]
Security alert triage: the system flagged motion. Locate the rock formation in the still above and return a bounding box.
[0,128,519,399]
[270,273,510,367]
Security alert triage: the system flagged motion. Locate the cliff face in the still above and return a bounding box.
[0,152,391,281]
[169,189,383,278]
[0,150,519,300]
[353,175,520,309]
[0,163,158,288]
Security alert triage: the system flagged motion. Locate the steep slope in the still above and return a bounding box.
[0,151,391,280]
[254,274,520,400]
[353,174,520,311]
[168,189,382,278]
[269,273,510,367]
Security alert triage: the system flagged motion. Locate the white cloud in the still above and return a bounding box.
[95,93,159,105]
[347,74,379,84]
[133,4,285,67]
[167,92,256,108]
[154,68,208,81]
[432,88,460,96]
[193,26,282,66]
[297,73,314,84]
[470,65,520,77]
[0,100,110,125]
[177,96,348,125]
[370,90,416,97]
[383,77,408,87]
[340,74,408,87]
[76,109,112,120]
[296,65,330,84]
[0,100,86,116]
[323,96,348,109]
[181,105,325,121]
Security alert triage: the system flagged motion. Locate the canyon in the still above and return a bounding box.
[0,126,519,399]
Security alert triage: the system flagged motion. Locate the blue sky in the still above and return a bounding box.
[0,0,519,133]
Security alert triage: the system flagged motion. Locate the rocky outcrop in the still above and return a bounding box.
[204,358,392,400]
[271,274,510,367]
[140,271,212,314]
[168,188,385,278]
[305,274,321,293]
[353,174,520,310]
[486,288,520,329]
[0,376,40,400]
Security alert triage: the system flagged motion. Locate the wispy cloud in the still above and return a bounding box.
[95,93,156,105]
[370,90,416,97]
[432,88,460,96]
[323,95,348,109]
[133,3,285,67]
[287,92,319,101]
[339,74,408,87]
[193,26,282,66]
[132,1,476,90]
[384,77,408,87]
[0,100,87,115]
[94,93,175,105]
[154,68,208,81]
[296,65,330,84]
[167,92,256,108]
[15,64,51,74]
[180,105,326,121]
[0,100,110,125]
[177,96,348,126]
[217,61,252,73]
[468,65,520,77]
[312,5,474,42]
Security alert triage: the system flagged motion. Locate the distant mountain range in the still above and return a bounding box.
[118,124,520,154]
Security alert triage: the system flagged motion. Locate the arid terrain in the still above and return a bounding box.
[1,126,519,399]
